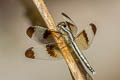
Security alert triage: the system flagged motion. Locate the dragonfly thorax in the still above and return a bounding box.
[57,22,72,34]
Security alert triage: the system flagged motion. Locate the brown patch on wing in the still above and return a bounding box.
[82,30,89,44]
[90,23,97,35]
[61,13,72,21]
[25,47,35,59]
[67,22,77,34]
[46,45,57,58]
[26,26,35,38]
[43,30,51,39]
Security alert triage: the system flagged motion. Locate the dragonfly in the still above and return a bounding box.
[25,13,97,74]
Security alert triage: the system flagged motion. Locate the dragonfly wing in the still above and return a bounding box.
[61,13,78,36]
[25,44,63,60]
[75,23,97,50]
[26,26,55,44]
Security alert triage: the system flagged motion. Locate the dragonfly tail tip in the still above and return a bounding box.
[92,71,96,75]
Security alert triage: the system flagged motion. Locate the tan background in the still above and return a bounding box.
[0,0,120,80]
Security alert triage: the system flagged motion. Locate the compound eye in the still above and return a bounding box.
[61,22,66,27]
[57,22,66,28]
[63,24,66,27]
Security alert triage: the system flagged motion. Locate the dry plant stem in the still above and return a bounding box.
[32,0,91,80]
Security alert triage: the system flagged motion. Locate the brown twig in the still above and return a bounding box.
[31,0,93,80]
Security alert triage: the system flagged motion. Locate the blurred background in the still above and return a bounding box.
[0,0,120,80]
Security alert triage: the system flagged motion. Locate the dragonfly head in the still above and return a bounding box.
[57,22,71,34]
